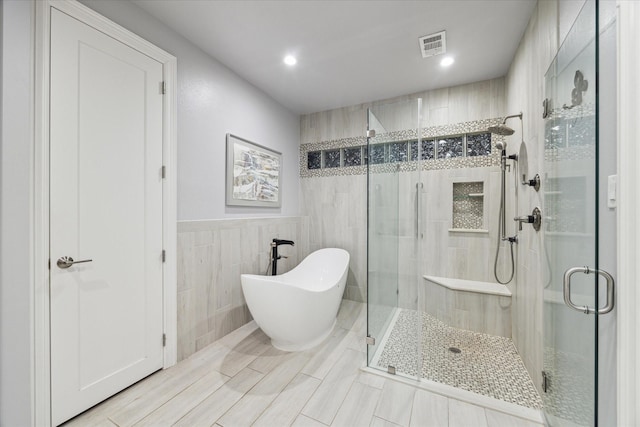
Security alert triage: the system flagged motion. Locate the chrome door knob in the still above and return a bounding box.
[57,256,93,269]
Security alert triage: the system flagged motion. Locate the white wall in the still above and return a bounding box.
[80,0,300,220]
[1,0,301,423]
[0,1,35,425]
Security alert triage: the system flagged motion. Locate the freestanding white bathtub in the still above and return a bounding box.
[241,248,350,351]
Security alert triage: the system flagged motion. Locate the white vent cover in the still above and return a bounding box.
[419,31,446,58]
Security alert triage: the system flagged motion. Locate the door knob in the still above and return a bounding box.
[56,256,93,269]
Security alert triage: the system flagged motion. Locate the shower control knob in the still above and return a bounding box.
[514,215,534,231]
[514,207,542,232]
[522,174,541,192]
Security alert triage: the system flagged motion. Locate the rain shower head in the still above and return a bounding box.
[487,112,523,136]
[488,124,515,136]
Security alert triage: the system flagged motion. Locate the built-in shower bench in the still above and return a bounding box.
[421,275,512,337]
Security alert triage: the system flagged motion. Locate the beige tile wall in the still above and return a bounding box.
[394,166,517,311]
[300,78,506,145]
[505,0,559,393]
[299,77,507,306]
[176,217,309,361]
[299,175,367,302]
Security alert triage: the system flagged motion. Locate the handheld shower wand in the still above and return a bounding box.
[489,113,522,285]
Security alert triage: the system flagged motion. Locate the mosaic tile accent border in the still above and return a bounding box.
[374,309,543,410]
[300,118,505,178]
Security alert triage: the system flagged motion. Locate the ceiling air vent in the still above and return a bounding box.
[419,31,446,58]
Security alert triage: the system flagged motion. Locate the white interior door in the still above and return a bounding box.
[50,8,164,425]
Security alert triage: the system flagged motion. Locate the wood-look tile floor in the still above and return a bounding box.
[63,301,542,427]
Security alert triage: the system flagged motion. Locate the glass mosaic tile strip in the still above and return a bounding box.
[437,136,464,159]
[324,149,341,168]
[307,151,322,169]
[343,147,362,167]
[407,140,435,160]
[369,144,386,165]
[389,142,408,163]
[466,132,492,157]
[299,118,505,178]
[422,139,435,160]
[410,140,419,161]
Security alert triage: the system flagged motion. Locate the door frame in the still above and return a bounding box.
[616,0,640,423]
[33,1,177,425]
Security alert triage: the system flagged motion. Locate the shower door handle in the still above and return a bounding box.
[563,266,615,314]
[415,183,423,238]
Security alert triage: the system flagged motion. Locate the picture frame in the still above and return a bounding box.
[225,134,282,207]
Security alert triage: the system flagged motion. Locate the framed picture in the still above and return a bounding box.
[225,134,282,207]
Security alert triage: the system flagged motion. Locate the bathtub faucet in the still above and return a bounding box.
[271,238,295,275]
[273,239,294,246]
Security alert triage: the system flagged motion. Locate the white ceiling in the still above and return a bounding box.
[134,0,537,114]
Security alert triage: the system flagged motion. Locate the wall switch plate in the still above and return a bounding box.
[607,175,617,208]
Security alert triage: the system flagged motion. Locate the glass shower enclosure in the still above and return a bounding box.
[365,1,609,425]
[366,99,423,379]
[542,0,611,425]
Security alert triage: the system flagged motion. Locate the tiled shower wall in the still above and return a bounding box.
[299,78,507,304]
[176,217,309,361]
[505,0,558,394]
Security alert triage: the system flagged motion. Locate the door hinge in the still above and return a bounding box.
[162,333,166,347]
[48,259,51,270]
[162,250,166,263]
[161,165,166,179]
[160,81,166,94]
[387,365,396,375]
[366,129,376,138]
[542,371,549,393]
[366,336,375,346]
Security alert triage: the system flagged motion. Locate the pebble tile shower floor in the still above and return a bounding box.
[375,309,544,410]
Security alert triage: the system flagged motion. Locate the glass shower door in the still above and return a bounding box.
[366,108,399,366]
[543,1,612,425]
[367,99,422,379]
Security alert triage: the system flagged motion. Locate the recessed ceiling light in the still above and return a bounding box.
[440,56,454,67]
[284,55,297,66]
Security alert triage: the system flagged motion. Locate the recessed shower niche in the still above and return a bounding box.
[451,181,486,232]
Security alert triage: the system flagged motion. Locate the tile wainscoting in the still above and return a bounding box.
[177,216,310,361]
